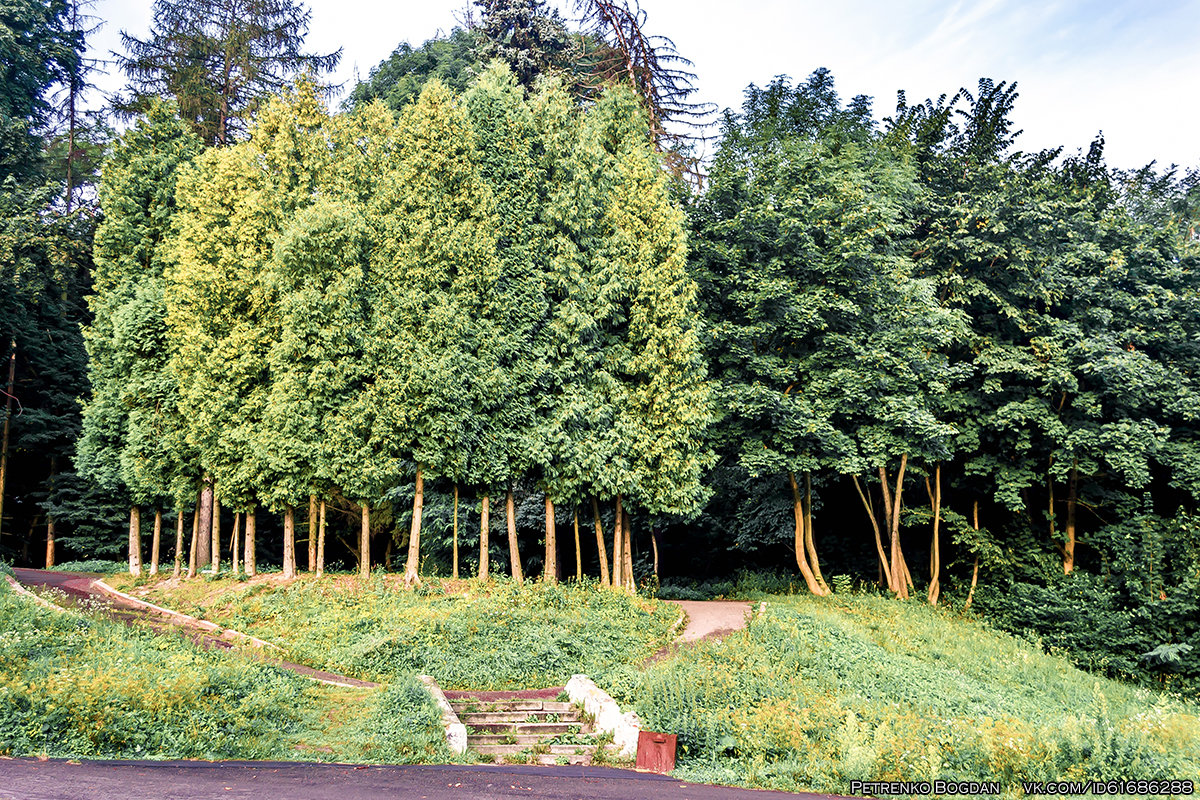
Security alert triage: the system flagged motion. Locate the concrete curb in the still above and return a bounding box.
[417,675,468,755]
[4,574,68,614]
[92,579,283,652]
[566,674,640,759]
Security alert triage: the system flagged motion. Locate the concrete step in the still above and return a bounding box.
[464,721,579,735]
[468,733,601,746]
[472,743,619,757]
[450,700,574,714]
[457,710,580,724]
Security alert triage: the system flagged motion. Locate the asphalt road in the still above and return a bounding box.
[0,759,828,800]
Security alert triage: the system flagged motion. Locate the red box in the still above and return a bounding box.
[635,730,677,774]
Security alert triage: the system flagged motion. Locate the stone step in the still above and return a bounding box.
[457,710,579,724]
[472,743,618,757]
[468,733,599,746]
[464,721,579,735]
[450,700,574,714]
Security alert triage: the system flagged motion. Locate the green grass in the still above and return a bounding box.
[114,573,679,689]
[0,579,451,763]
[613,593,1200,795]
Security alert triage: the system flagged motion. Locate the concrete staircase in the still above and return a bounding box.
[444,688,623,766]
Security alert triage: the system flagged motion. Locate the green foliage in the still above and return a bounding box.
[346,28,478,112]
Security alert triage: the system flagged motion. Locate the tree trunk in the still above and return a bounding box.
[592,496,610,586]
[150,509,162,576]
[0,340,16,543]
[230,512,241,576]
[197,480,213,569]
[651,526,661,580]
[45,516,56,569]
[187,495,200,578]
[404,466,424,588]
[128,506,142,576]
[173,507,185,578]
[211,494,221,575]
[452,484,459,580]
[479,495,489,580]
[1064,460,1078,574]
[359,503,370,580]
[803,472,829,593]
[611,495,624,590]
[283,505,296,579]
[852,474,893,589]
[317,500,326,578]
[506,488,522,583]
[884,456,910,599]
[244,508,257,577]
[926,464,941,606]
[963,500,981,610]
[622,508,634,590]
[574,509,582,581]
[308,494,317,572]
[788,473,825,595]
[544,493,557,584]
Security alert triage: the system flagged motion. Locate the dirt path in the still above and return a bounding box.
[664,600,755,642]
[10,568,377,689]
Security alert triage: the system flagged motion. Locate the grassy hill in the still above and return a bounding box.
[13,571,1200,795]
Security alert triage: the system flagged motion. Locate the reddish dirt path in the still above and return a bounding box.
[10,568,378,688]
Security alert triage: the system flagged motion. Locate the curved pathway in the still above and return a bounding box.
[664,600,755,642]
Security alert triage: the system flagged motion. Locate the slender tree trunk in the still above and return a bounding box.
[188,494,200,578]
[803,472,829,593]
[622,508,634,590]
[384,537,392,570]
[544,493,557,583]
[283,505,296,579]
[788,472,825,595]
[150,509,162,576]
[574,509,582,581]
[651,526,661,580]
[506,488,522,583]
[316,500,326,578]
[128,506,142,576]
[592,496,610,585]
[1048,460,1056,542]
[452,484,459,580]
[197,480,213,569]
[173,507,184,578]
[1064,460,1078,574]
[211,494,221,575]
[479,495,489,580]
[611,495,624,589]
[853,474,892,588]
[44,457,56,568]
[359,503,370,580]
[964,501,980,610]
[882,455,910,599]
[244,508,257,577]
[230,512,241,576]
[404,466,424,588]
[308,494,317,573]
[0,340,16,543]
[926,464,941,606]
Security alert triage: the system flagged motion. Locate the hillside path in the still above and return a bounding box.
[663,599,755,642]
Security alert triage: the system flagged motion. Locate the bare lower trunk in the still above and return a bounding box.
[611,495,624,589]
[308,495,317,572]
[883,455,910,599]
[283,505,296,579]
[788,473,825,595]
[187,495,200,578]
[317,501,326,578]
[479,495,489,580]
[244,508,257,577]
[926,464,941,606]
[452,484,459,580]
[853,474,893,588]
[197,481,213,569]
[230,513,241,576]
[211,494,221,575]
[622,509,634,590]
[544,493,557,584]
[45,516,55,568]
[359,503,370,580]
[405,467,424,588]
[506,489,522,583]
[651,526,661,579]
[128,506,142,576]
[592,497,610,585]
[964,500,980,610]
[1064,460,1078,574]
[173,508,184,577]
[803,473,829,593]
[150,509,162,576]
[574,509,582,581]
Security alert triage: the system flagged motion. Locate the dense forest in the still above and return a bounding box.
[2,0,1198,691]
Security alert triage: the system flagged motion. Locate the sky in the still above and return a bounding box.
[85,0,1200,171]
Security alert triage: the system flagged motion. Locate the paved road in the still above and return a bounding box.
[664,600,754,642]
[0,759,825,800]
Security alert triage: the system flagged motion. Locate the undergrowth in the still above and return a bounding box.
[115,574,677,689]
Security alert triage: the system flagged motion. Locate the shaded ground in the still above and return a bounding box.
[0,759,822,800]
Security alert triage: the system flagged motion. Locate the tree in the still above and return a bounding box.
[117,0,340,145]
[475,0,574,92]
[346,28,478,112]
